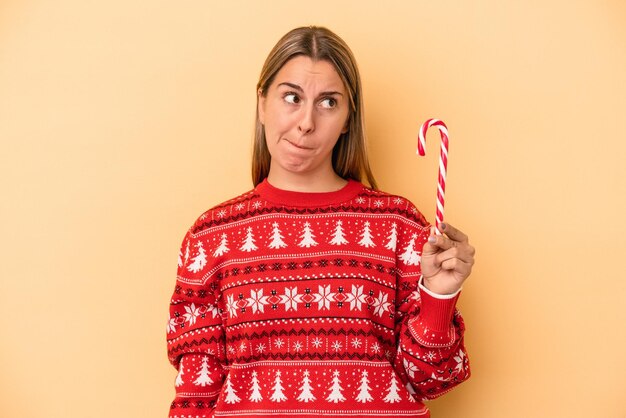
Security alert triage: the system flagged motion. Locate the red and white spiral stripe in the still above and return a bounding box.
[417,118,449,235]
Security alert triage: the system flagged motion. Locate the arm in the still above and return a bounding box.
[166,227,226,417]
[393,218,473,400]
[396,276,469,400]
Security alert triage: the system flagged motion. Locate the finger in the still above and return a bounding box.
[440,257,473,277]
[421,226,438,255]
[435,246,475,266]
[440,222,468,243]
[427,233,458,252]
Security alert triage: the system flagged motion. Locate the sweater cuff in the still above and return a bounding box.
[418,276,462,300]
[418,285,459,332]
[406,277,460,348]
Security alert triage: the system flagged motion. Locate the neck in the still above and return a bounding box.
[267,167,348,193]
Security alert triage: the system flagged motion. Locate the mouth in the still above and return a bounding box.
[283,138,313,150]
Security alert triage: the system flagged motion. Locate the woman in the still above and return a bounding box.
[166,26,475,418]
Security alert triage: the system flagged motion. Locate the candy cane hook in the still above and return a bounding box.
[417,119,449,235]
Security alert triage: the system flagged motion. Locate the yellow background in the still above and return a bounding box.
[1,1,625,417]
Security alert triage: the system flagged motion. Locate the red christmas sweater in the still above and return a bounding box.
[166,179,470,418]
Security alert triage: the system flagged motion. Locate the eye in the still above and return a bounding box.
[320,97,337,109]
[284,93,300,104]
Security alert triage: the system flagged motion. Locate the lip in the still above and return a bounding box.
[283,138,313,150]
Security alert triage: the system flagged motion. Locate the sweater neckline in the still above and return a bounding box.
[255,178,364,207]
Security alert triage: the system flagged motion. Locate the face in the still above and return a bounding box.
[258,56,350,180]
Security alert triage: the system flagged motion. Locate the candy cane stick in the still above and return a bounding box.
[417,119,449,235]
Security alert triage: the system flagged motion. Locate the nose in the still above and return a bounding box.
[297,105,315,134]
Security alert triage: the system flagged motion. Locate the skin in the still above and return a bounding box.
[258,56,349,192]
[258,55,474,294]
[422,223,475,295]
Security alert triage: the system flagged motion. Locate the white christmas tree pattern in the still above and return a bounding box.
[329,220,349,245]
[297,370,316,402]
[326,370,346,403]
[298,222,318,248]
[383,373,402,403]
[399,233,421,266]
[187,241,207,273]
[239,227,258,252]
[355,370,373,403]
[193,356,213,387]
[175,357,185,387]
[249,371,263,402]
[224,374,241,404]
[409,250,421,266]
[213,233,230,257]
[268,222,288,249]
[358,221,376,248]
[270,371,287,402]
[384,222,398,252]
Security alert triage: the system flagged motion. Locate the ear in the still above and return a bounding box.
[341,117,349,134]
[257,89,266,125]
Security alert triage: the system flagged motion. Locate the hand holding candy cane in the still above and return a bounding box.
[417,119,475,295]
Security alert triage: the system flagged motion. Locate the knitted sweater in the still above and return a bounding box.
[166,179,470,418]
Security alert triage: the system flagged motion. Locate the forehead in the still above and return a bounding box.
[272,56,345,92]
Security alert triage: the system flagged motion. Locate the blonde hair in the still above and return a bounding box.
[252,26,378,189]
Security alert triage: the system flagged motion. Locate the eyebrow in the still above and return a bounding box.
[277,82,344,97]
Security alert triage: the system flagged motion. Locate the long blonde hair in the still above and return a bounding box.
[252,26,378,189]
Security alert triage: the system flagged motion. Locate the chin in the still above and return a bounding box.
[279,159,312,172]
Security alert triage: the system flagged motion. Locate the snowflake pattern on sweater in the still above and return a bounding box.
[167,179,470,418]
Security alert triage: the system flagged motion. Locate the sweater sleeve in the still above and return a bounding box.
[166,226,227,418]
[393,208,470,401]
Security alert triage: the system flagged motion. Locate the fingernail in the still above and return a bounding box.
[428,236,436,244]
[440,223,446,230]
